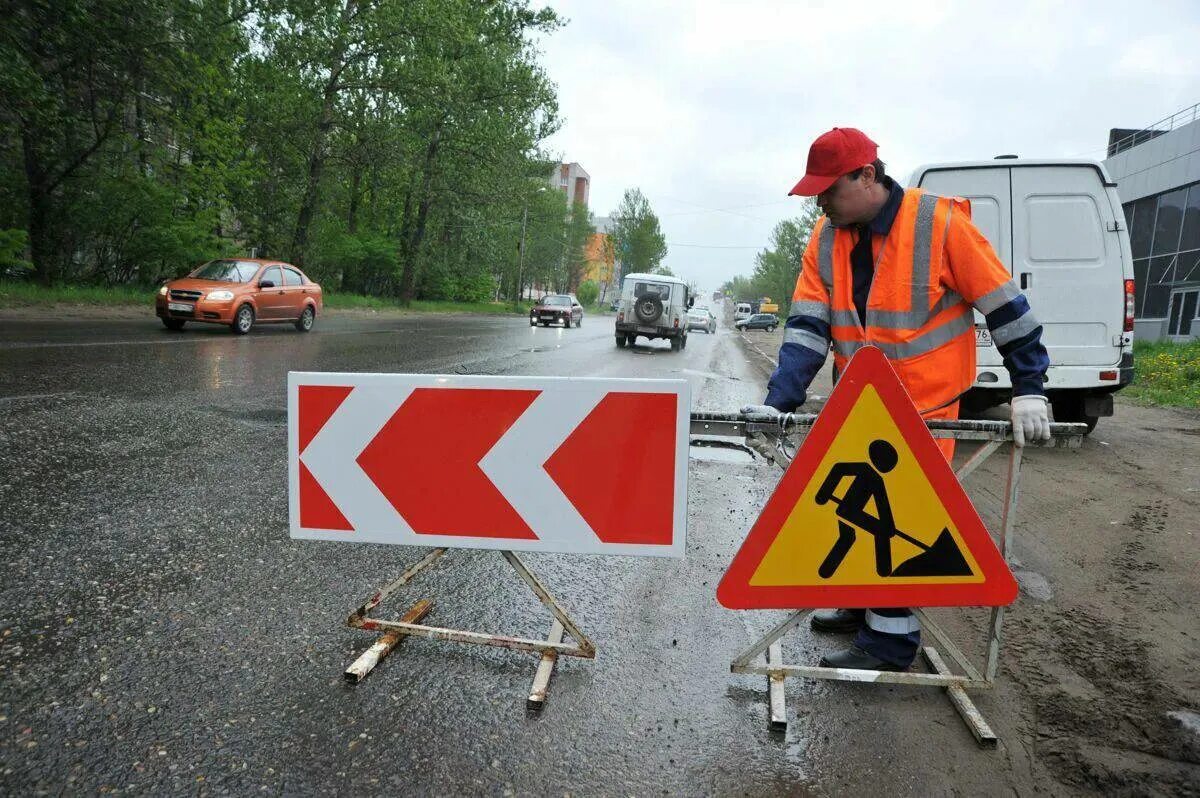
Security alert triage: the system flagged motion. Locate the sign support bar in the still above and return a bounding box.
[344,548,594,709]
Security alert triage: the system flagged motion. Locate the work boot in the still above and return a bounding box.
[809,608,863,633]
[819,645,903,672]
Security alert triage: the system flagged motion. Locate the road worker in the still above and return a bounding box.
[742,127,1051,671]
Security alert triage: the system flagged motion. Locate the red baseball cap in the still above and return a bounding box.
[788,127,879,196]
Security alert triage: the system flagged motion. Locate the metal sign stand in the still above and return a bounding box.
[343,547,595,709]
[690,412,1084,746]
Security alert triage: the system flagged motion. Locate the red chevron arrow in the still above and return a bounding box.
[297,384,354,531]
[357,387,541,538]
[544,391,676,545]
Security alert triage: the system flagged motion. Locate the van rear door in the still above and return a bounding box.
[918,163,1123,369]
[1010,166,1122,367]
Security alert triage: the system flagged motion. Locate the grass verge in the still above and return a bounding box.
[1124,339,1200,408]
[0,280,149,307]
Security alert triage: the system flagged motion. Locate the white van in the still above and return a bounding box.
[910,158,1134,432]
[734,302,753,322]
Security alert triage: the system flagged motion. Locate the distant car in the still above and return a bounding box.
[155,258,322,334]
[735,313,778,332]
[687,307,717,334]
[530,294,582,328]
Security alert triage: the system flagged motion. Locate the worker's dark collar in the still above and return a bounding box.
[863,176,904,236]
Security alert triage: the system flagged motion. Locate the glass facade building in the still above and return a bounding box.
[1104,109,1200,341]
[1123,181,1200,337]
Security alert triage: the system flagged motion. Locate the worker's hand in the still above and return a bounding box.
[1010,395,1051,447]
[740,404,782,421]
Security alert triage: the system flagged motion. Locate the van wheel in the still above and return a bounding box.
[1051,396,1099,434]
[626,334,636,348]
[670,336,681,351]
[680,335,687,349]
[294,306,315,332]
[162,318,185,331]
[231,304,255,334]
[616,335,625,348]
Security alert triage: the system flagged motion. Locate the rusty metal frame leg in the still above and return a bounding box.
[985,444,1022,683]
[344,599,433,683]
[922,646,997,748]
[502,550,596,657]
[954,439,1003,481]
[731,610,809,669]
[527,619,565,709]
[343,549,595,708]
[346,547,447,627]
[911,609,983,683]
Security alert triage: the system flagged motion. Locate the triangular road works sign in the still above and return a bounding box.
[718,346,1018,609]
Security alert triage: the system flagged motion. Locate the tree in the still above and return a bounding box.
[748,198,821,310]
[611,188,668,276]
[561,200,595,292]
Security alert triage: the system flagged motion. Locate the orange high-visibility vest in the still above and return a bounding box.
[789,188,1022,413]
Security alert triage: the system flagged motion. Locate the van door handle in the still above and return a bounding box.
[1020,272,1032,290]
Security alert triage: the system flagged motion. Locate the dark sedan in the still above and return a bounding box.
[734,313,779,332]
[530,294,582,328]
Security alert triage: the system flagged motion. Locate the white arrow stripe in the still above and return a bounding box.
[481,386,605,547]
[302,385,414,535]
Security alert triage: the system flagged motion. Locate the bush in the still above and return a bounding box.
[575,280,599,307]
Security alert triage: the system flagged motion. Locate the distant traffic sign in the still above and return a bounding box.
[718,346,1018,608]
[289,373,689,557]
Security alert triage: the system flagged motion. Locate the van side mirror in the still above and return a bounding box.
[688,297,695,308]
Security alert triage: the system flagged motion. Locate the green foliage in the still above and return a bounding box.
[611,188,668,275]
[1125,339,1200,408]
[0,0,569,307]
[575,280,599,307]
[0,230,32,274]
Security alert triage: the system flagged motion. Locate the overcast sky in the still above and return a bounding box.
[535,0,1200,293]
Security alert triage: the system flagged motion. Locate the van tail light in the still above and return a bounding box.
[1124,279,1135,332]
[618,312,624,323]
[673,318,679,328]
[1100,370,1118,381]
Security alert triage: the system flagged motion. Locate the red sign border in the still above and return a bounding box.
[717,346,1019,609]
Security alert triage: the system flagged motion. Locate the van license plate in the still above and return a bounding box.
[168,302,194,312]
[975,328,992,346]
[637,326,657,334]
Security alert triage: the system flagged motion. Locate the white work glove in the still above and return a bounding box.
[740,404,781,421]
[1010,395,1051,447]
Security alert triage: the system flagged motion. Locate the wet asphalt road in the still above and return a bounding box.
[1,310,853,795]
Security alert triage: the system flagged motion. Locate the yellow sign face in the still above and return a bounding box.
[750,385,984,587]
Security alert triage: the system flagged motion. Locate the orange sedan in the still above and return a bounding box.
[156,259,323,334]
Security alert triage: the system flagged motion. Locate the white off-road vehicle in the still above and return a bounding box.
[614,272,694,351]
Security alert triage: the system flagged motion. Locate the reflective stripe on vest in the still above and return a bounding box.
[818,191,973,362]
[784,326,830,355]
[787,299,831,325]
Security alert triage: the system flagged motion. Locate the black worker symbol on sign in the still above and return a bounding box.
[814,440,974,579]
